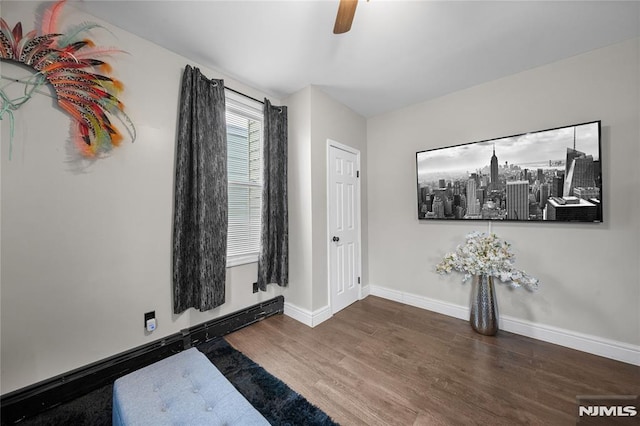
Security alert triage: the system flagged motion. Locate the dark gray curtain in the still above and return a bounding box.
[257,99,288,290]
[173,65,227,314]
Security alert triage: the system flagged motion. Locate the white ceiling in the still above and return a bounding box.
[76,0,640,118]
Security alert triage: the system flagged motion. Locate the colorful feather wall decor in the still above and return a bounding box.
[0,0,135,157]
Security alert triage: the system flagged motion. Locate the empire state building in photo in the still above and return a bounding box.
[490,144,499,190]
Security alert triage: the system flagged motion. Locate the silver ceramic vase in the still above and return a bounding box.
[470,275,498,335]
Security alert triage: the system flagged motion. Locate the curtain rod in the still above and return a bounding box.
[224,84,283,113]
[224,85,264,105]
[195,73,263,105]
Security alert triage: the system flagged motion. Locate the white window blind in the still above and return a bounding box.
[225,94,263,266]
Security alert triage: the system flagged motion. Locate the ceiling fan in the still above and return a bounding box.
[333,0,359,34]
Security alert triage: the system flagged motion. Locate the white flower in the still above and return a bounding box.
[435,232,539,291]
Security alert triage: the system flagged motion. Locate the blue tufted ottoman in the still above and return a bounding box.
[112,347,269,425]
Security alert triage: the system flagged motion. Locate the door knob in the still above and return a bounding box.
[332,236,340,242]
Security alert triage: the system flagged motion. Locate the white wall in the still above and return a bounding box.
[309,87,368,311]
[367,38,640,350]
[284,86,367,315]
[283,87,313,311]
[0,2,283,394]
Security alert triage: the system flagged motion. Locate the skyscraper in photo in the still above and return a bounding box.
[490,144,498,189]
[433,188,447,203]
[453,181,461,195]
[571,156,596,190]
[551,175,564,197]
[574,186,600,201]
[565,147,583,178]
[477,188,486,208]
[466,178,479,215]
[539,183,550,208]
[506,181,529,220]
[420,187,430,202]
[546,198,597,221]
[444,198,453,216]
[564,147,596,196]
[432,197,445,218]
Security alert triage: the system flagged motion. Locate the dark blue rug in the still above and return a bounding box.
[14,338,337,426]
[198,338,338,426]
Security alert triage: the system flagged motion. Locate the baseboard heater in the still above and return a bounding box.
[0,296,284,425]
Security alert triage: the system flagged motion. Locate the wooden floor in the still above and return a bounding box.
[226,296,640,426]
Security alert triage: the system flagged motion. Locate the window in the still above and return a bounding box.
[225,93,263,267]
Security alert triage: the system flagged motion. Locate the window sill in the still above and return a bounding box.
[226,254,259,268]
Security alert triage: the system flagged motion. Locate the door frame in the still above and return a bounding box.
[326,139,363,314]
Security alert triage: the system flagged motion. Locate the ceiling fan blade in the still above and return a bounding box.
[333,0,358,34]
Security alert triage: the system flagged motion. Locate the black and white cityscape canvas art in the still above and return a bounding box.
[416,121,602,222]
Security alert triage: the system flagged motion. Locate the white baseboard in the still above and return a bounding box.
[369,285,640,366]
[283,302,332,328]
[371,285,469,320]
[360,284,371,299]
[285,285,370,328]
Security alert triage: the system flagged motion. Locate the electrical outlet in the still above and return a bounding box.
[253,282,259,293]
[144,311,156,332]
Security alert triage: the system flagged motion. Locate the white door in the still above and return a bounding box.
[328,142,361,314]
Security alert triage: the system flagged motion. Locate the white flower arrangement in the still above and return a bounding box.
[436,231,539,291]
